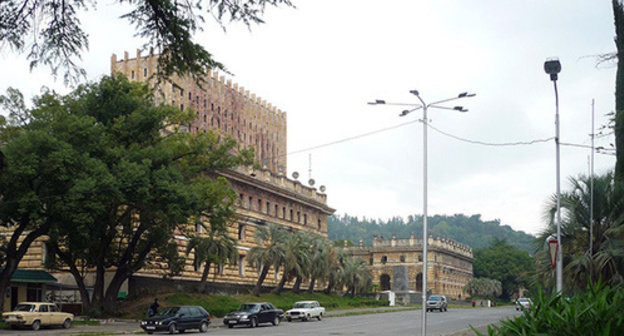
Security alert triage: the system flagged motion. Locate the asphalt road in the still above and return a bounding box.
[0,307,520,335]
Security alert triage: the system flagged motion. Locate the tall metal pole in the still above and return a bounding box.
[421,102,428,336]
[590,99,595,264]
[554,80,563,293]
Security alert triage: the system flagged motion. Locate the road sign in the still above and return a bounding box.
[548,239,558,270]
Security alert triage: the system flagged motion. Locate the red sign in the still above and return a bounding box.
[548,239,558,270]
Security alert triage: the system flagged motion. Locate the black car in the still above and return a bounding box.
[140,306,211,334]
[223,302,283,328]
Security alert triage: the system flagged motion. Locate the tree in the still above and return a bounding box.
[342,256,372,297]
[0,0,294,85]
[0,88,89,311]
[186,231,238,292]
[307,236,332,293]
[324,247,349,294]
[272,230,308,295]
[16,74,252,313]
[247,223,287,296]
[464,277,502,298]
[534,172,624,293]
[473,238,534,300]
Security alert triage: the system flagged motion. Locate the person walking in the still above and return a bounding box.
[148,298,159,317]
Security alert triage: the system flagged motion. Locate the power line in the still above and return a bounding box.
[426,122,555,146]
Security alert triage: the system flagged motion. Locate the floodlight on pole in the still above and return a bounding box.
[544,57,563,294]
[367,89,475,336]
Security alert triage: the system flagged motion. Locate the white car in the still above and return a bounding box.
[285,301,325,322]
[516,298,532,311]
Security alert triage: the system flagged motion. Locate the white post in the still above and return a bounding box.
[554,80,563,293]
[420,100,428,336]
[590,99,594,262]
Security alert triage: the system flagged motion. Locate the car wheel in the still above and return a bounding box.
[168,323,177,334]
[200,321,208,332]
[317,313,322,321]
[250,317,257,328]
[31,320,41,331]
[287,317,292,322]
[272,316,280,326]
[179,329,185,333]
[228,324,234,329]
[147,332,154,335]
[303,314,309,322]
[63,318,72,329]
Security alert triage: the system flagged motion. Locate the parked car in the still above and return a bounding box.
[2,302,74,330]
[140,305,211,334]
[516,298,532,311]
[426,295,448,312]
[223,302,283,328]
[285,300,325,322]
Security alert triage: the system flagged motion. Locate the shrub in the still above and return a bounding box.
[474,281,624,335]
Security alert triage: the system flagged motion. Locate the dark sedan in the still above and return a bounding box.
[140,306,211,334]
[223,302,283,328]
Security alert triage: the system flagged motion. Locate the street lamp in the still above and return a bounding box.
[368,90,475,336]
[544,57,563,293]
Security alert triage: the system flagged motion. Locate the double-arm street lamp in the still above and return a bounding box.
[368,89,475,336]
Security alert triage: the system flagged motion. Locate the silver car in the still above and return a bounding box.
[515,298,532,311]
[426,295,448,312]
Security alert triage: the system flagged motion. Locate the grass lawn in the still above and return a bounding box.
[119,292,388,320]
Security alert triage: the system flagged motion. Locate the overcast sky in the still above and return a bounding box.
[0,1,617,235]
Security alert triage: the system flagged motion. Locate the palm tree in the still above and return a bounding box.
[342,255,372,297]
[186,232,238,291]
[534,172,624,292]
[273,230,309,295]
[247,224,287,296]
[307,236,331,293]
[464,278,501,298]
[324,247,349,294]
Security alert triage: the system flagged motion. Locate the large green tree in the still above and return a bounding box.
[4,74,252,313]
[247,223,287,296]
[473,238,534,300]
[0,0,294,85]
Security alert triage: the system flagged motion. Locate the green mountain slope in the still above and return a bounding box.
[327,213,536,254]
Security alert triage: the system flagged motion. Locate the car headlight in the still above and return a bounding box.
[241,315,247,319]
[141,321,146,325]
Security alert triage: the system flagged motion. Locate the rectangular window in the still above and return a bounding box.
[283,207,286,219]
[297,211,301,223]
[290,209,293,221]
[180,104,184,111]
[257,199,262,212]
[180,89,184,97]
[274,205,278,217]
[248,196,253,209]
[238,224,245,240]
[188,92,191,100]
[266,201,270,215]
[318,219,322,231]
[303,214,307,225]
[131,70,135,79]
[239,256,245,276]
[144,68,147,77]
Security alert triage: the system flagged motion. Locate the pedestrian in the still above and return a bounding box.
[472,300,475,308]
[148,298,159,317]
[493,300,497,307]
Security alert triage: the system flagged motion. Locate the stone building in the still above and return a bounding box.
[347,234,473,300]
[0,51,334,310]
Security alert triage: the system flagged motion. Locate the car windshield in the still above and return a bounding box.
[158,307,180,316]
[518,298,530,303]
[237,304,259,312]
[428,296,442,301]
[293,302,312,308]
[13,304,35,312]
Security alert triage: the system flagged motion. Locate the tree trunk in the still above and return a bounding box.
[324,278,334,294]
[199,262,211,292]
[48,243,92,313]
[293,276,302,293]
[91,257,106,311]
[102,268,129,314]
[614,0,624,183]
[273,272,289,295]
[0,257,19,311]
[253,265,270,296]
[307,277,316,293]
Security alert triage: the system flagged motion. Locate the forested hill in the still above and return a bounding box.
[327,214,537,254]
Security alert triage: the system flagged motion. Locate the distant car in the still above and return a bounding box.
[516,298,532,311]
[223,302,283,328]
[2,302,74,330]
[140,306,211,334]
[426,295,448,312]
[285,300,325,322]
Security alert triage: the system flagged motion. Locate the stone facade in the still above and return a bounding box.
[111,50,287,174]
[347,234,473,300]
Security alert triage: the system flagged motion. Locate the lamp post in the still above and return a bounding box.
[369,90,474,336]
[544,58,563,293]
